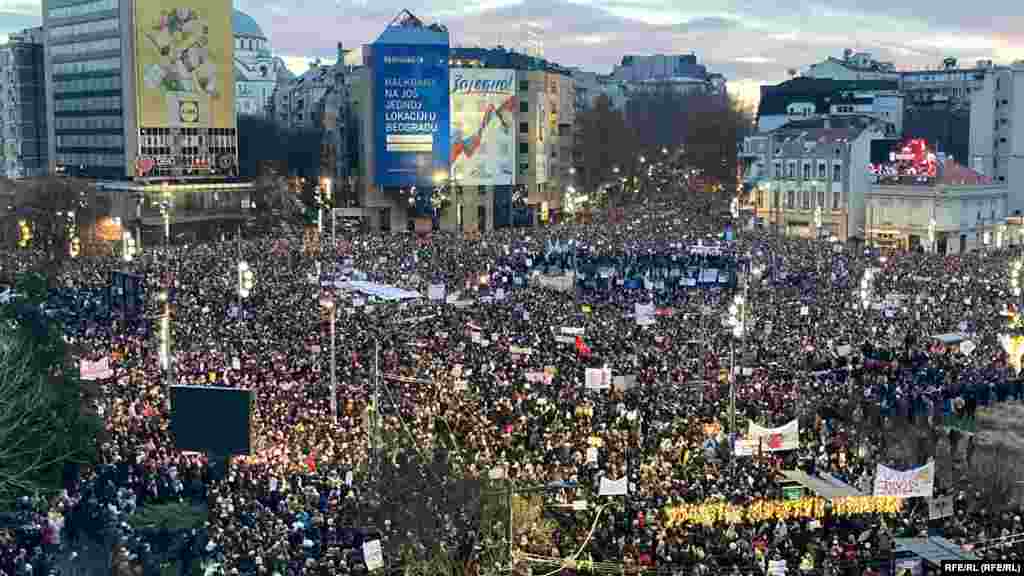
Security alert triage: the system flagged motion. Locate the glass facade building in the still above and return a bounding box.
[0,28,48,179]
[44,0,125,178]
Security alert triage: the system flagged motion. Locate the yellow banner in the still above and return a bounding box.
[664,496,902,527]
[134,1,234,129]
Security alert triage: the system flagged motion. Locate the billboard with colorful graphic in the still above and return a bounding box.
[134,1,235,130]
[373,43,450,188]
[449,69,516,186]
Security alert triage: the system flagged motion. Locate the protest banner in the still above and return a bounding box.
[746,420,799,452]
[874,461,935,498]
[80,357,114,380]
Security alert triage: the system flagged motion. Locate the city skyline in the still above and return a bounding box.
[3,0,1022,106]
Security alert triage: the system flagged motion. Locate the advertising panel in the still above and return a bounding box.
[373,43,450,188]
[449,69,516,186]
[134,0,235,130]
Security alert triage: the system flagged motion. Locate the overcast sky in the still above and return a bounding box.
[2,0,1021,106]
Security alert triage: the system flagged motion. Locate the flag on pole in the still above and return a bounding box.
[575,336,591,358]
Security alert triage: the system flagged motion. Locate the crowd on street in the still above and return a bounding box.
[3,198,1024,576]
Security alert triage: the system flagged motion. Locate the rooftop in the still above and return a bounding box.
[758,78,899,117]
[232,10,265,39]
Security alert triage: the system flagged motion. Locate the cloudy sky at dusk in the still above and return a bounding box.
[2,0,1022,106]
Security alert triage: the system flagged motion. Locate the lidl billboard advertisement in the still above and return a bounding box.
[374,44,450,188]
[134,1,235,130]
[450,69,516,186]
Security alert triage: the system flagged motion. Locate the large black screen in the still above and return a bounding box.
[170,386,254,455]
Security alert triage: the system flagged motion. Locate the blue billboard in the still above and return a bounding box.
[373,43,450,191]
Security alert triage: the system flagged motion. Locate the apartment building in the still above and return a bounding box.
[0,28,47,179]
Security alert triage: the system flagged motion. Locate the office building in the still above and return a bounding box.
[969,62,1024,214]
[43,0,249,245]
[0,28,47,179]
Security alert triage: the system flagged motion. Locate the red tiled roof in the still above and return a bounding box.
[941,161,993,185]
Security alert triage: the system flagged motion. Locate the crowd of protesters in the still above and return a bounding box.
[3,199,1024,576]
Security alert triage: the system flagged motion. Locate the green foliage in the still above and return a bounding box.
[128,501,209,532]
[0,272,102,507]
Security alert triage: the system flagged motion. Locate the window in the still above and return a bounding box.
[50,38,120,56]
[802,163,811,179]
[519,122,528,134]
[817,191,825,207]
[48,18,119,40]
[48,0,118,18]
[519,101,528,113]
[786,190,794,208]
[773,162,781,176]
[802,190,810,209]
[53,75,121,93]
[519,162,528,174]
[786,163,795,178]
[818,162,827,179]
[832,164,841,182]
[833,192,841,208]
[519,142,529,154]
[518,80,529,92]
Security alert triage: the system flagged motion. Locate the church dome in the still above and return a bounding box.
[232,9,265,39]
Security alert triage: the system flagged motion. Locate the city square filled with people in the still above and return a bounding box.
[3,199,1024,576]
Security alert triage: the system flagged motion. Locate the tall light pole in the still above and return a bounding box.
[320,297,338,423]
[158,289,172,408]
[928,218,936,253]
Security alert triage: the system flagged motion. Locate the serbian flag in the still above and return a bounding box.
[575,336,591,358]
[305,451,317,473]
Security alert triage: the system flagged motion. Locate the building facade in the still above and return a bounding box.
[756,78,902,134]
[232,9,292,117]
[42,0,248,246]
[43,0,239,180]
[43,0,128,179]
[0,28,47,179]
[314,44,355,208]
[747,116,888,241]
[804,50,899,81]
[969,62,1024,212]
[270,61,334,130]
[866,178,1006,254]
[900,59,990,108]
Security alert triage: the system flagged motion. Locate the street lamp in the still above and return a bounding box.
[726,291,747,433]
[122,230,137,262]
[1010,260,1022,298]
[860,268,876,310]
[814,205,822,237]
[319,297,338,423]
[158,289,172,408]
[237,261,255,299]
[928,218,936,253]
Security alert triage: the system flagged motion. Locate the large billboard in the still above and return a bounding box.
[134,1,235,130]
[374,43,450,188]
[450,69,516,186]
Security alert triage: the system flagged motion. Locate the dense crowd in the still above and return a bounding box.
[3,199,1024,576]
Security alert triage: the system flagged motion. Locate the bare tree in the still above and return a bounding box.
[10,177,91,276]
[577,95,636,206]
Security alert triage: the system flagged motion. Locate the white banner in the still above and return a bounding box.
[874,461,935,498]
[585,367,612,390]
[598,476,628,496]
[560,326,585,336]
[80,357,113,381]
[746,420,799,452]
[428,284,446,301]
[362,539,384,572]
